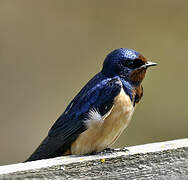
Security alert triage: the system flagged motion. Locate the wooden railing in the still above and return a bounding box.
[0,138,188,179]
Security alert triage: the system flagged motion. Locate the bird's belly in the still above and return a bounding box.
[71,88,134,155]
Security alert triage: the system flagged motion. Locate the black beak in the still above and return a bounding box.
[141,61,157,68]
[146,61,157,67]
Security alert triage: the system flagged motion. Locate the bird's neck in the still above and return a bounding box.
[129,68,146,87]
[120,78,143,106]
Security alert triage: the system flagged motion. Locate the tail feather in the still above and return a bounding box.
[25,126,85,162]
[25,136,67,162]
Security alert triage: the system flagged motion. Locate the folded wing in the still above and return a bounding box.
[26,77,122,161]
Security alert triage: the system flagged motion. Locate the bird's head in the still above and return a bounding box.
[102,48,157,87]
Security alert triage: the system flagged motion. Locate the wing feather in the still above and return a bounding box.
[26,75,122,161]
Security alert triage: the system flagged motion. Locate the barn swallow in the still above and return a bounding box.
[26,48,157,162]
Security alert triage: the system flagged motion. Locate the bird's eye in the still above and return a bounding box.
[121,59,145,69]
[123,60,134,68]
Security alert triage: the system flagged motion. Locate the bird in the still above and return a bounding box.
[26,48,157,162]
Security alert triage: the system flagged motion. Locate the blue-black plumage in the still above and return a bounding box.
[26,48,157,161]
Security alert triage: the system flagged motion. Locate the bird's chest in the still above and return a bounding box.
[71,88,134,155]
[101,88,134,146]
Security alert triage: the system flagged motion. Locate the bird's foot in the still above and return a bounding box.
[102,147,129,154]
[84,147,129,156]
[84,148,115,156]
[102,148,116,153]
[121,147,129,152]
[94,148,117,155]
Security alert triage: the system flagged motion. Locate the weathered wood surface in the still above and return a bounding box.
[0,138,188,180]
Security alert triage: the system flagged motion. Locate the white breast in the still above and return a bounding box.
[71,88,134,155]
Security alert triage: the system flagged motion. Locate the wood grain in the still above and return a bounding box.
[0,138,188,180]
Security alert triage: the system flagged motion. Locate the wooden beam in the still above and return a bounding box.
[0,138,188,179]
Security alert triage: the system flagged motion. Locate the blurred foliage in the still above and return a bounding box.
[0,0,188,165]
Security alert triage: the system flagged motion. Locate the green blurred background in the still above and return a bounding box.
[0,0,187,165]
